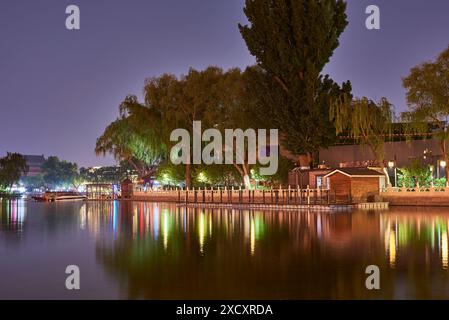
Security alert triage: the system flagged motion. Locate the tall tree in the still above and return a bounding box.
[0,153,28,191]
[401,45,449,182]
[213,67,263,188]
[21,174,46,191]
[98,68,229,188]
[41,156,79,189]
[98,66,292,188]
[143,67,229,187]
[96,97,166,181]
[330,96,394,184]
[239,0,351,166]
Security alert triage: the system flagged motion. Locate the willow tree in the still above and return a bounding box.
[98,66,289,188]
[239,0,351,167]
[98,67,238,188]
[330,96,394,184]
[401,45,449,182]
[96,96,167,180]
[143,67,228,187]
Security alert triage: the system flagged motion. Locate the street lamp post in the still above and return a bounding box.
[388,161,396,187]
[441,160,447,186]
[438,160,447,180]
[438,162,439,179]
[430,165,435,187]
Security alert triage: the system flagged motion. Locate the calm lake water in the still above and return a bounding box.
[1,199,449,299]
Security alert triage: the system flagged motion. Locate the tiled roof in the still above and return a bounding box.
[324,167,385,177]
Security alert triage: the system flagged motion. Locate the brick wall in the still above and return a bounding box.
[351,177,380,202]
[382,192,449,206]
[328,173,351,197]
[328,174,381,203]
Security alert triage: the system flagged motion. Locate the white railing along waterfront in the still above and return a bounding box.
[132,186,352,205]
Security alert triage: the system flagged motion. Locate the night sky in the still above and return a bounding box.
[1,0,448,167]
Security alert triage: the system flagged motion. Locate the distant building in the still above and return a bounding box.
[81,165,139,184]
[23,155,46,177]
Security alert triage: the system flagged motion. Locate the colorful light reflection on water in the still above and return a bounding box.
[0,199,26,235]
[2,200,449,299]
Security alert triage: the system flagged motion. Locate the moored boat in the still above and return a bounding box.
[32,191,86,202]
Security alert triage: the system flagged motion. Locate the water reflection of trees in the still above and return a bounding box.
[380,208,449,299]
[78,202,449,299]
[0,199,85,244]
[2,199,449,298]
[0,199,26,236]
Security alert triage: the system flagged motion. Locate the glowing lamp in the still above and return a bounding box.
[441,160,447,168]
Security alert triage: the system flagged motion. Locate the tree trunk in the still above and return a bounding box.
[233,163,252,189]
[439,140,449,186]
[185,163,191,188]
[298,153,312,168]
[368,141,391,187]
[127,158,141,172]
[445,155,449,187]
[242,163,251,189]
[243,175,251,189]
[381,165,391,187]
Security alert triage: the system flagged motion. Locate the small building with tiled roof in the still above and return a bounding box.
[323,168,386,203]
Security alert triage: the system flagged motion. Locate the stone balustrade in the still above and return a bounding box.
[381,186,449,194]
[381,186,449,206]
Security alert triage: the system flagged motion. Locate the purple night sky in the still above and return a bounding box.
[1,0,448,167]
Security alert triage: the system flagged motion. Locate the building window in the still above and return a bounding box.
[317,176,322,189]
